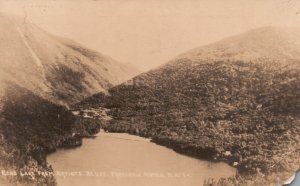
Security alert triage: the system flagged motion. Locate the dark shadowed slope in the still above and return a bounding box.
[76,27,300,185]
[0,13,139,106]
[0,81,103,185]
[0,82,75,185]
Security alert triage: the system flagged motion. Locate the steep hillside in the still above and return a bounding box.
[0,13,127,185]
[0,82,74,185]
[77,27,300,185]
[0,13,139,106]
[0,81,103,185]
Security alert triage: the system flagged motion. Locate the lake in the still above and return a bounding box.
[47,132,236,186]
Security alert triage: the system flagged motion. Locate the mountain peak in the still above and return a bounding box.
[0,13,139,105]
[176,26,300,64]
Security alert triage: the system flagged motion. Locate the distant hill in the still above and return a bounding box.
[77,27,300,185]
[178,26,300,62]
[0,13,139,106]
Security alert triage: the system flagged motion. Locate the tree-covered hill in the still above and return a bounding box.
[76,27,300,185]
[0,82,102,186]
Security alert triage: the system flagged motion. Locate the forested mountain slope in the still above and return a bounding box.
[77,27,300,185]
[0,82,75,185]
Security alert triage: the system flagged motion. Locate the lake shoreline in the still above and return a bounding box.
[103,127,299,185]
[48,131,236,186]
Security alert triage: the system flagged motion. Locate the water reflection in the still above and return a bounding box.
[48,132,236,186]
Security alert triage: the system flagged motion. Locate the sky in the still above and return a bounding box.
[1,0,300,71]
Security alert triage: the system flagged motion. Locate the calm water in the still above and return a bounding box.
[47,132,236,186]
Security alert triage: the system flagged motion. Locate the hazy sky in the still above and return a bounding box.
[1,0,300,71]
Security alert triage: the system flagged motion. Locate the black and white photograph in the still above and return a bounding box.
[0,0,300,185]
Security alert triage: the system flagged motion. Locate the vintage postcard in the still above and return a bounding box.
[0,0,300,185]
